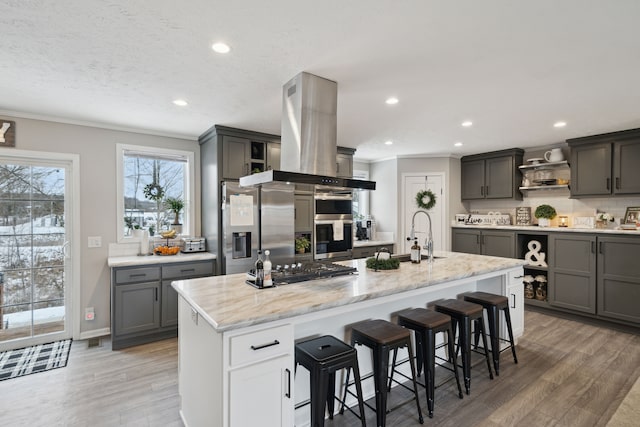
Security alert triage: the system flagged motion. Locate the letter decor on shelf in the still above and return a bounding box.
[415,189,436,210]
[0,120,15,147]
[524,240,547,267]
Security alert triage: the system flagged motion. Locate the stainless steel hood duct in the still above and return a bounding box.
[239,72,376,191]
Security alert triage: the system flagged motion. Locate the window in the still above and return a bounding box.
[116,144,195,240]
[352,169,370,221]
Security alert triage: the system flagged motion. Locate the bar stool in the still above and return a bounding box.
[433,299,493,395]
[295,335,366,427]
[462,291,518,375]
[395,308,463,418]
[348,319,424,427]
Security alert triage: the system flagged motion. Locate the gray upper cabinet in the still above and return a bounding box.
[548,233,597,314]
[461,149,524,200]
[452,229,515,258]
[568,128,640,197]
[267,143,281,171]
[294,194,313,233]
[336,146,355,178]
[222,136,251,179]
[597,236,640,324]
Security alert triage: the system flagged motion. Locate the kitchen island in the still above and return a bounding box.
[172,251,525,427]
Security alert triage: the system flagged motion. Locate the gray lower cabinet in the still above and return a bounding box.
[111,259,215,350]
[597,236,640,323]
[548,233,597,314]
[452,229,515,258]
[352,244,394,259]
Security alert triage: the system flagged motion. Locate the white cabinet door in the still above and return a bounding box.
[506,269,524,342]
[229,355,293,427]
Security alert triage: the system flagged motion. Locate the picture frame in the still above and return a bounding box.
[623,206,640,224]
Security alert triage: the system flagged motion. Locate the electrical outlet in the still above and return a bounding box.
[85,307,95,321]
[88,236,102,248]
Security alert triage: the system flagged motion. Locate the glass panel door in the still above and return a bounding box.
[0,161,69,348]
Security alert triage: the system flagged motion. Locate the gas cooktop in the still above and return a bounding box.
[247,261,357,288]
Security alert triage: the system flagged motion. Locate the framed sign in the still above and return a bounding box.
[515,207,532,225]
[624,206,640,224]
[0,120,16,147]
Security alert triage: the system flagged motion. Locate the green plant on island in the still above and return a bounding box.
[534,204,557,219]
[365,257,400,270]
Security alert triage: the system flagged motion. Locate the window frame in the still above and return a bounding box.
[116,144,195,242]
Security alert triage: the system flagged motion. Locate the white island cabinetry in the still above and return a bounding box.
[173,252,525,427]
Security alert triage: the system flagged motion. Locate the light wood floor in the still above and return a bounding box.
[0,310,637,427]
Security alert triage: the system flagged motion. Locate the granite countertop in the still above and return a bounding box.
[452,224,640,235]
[353,239,395,247]
[107,252,217,268]
[171,251,525,332]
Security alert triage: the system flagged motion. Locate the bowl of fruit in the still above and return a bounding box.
[154,245,180,256]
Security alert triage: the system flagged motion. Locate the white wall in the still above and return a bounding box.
[0,115,200,336]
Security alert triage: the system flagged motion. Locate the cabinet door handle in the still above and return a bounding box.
[180,268,196,274]
[130,273,146,278]
[511,293,516,309]
[480,186,484,196]
[245,163,249,175]
[591,241,595,254]
[615,177,620,190]
[485,185,489,196]
[285,368,291,398]
[599,241,603,254]
[250,340,280,351]
[155,288,158,301]
[606,177,610,190]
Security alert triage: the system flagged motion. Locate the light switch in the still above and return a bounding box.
[88,236,102,248]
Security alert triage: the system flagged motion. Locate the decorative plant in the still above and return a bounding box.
[295,236,311,253]
[534,204,557,220]
[165,197,185,225]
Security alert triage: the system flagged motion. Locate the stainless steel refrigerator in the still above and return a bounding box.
[221,181,294,274]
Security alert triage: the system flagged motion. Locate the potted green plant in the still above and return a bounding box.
[165,197,185,225]
[534,204,557,227]
[295,236,310,254]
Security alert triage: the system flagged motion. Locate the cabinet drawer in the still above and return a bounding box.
[508,268,524,285]
[229,324,293,367]
[162,261,214,279]
[115,266,161,284]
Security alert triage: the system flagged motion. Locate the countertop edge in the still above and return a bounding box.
[451,225,639,234]
[108,252,217,267]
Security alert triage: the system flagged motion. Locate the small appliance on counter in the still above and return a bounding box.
[181,237,206,253]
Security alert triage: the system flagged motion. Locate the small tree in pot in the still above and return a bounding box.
[534,204,557,227]
[165,197,185,225]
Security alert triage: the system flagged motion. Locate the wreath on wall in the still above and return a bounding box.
[415,189,436,210]
[143,183,165,202]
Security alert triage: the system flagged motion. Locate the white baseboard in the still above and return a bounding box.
[77,327,110,340]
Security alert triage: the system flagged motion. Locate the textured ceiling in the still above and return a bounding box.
[1,1,640,161]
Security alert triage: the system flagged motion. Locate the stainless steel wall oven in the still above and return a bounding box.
[314,192,353,260]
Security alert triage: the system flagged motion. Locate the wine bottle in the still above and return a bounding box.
[255,250,264,288]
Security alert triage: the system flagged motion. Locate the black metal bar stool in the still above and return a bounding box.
[348,319,424,427]
[394,308,464,418]
[433,299,493,395]
[462,291,518,375]
[295,335,366,427]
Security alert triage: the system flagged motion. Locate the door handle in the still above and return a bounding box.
[615,177,620,190]
[155,288,158,301]
[511,293,516,309]
[285,368,291,398]
[606,177,610,190]
[591,241,595,253]
[180,268,196,274]
[599,241,603,254]
[485,186,489,196]
[480,186,484,196]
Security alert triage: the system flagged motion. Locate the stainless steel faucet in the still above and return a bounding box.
[407,210,434,263]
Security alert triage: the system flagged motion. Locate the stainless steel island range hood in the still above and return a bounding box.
[239,72,376,191]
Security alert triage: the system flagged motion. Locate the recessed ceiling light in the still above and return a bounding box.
[454,142,463,147]
[212,42,231,54]
[461,121,473,127]
[385,140,393,145]
[173,99,188,107]
[553,121,567,128]
[385,97,399,105]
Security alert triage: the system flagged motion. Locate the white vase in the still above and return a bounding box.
[538,218,550,227]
